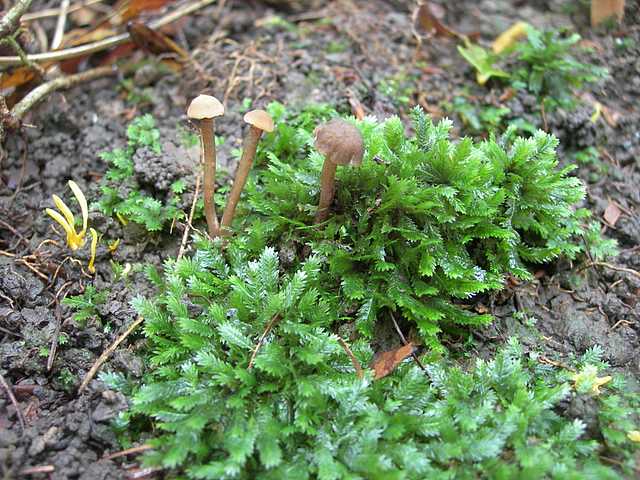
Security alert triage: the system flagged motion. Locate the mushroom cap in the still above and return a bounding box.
[187,94,224,120]
[244,109,275,132]
[314,118,364,166]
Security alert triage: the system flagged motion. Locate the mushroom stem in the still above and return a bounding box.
[220,125,263,234]
[199,118,220,237]
[315,158,338,224]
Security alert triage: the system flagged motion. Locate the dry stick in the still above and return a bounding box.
[22,0,103,22]
[0,0,216,66]
[11,64,120,122]
[0,0,33,38]
[0,370,26,434]
[336,336,364,379]
[177,173,201,260]
[19,465,55,476]
[581,261,640,280]
[50,0,70,51]
[78,316,144,393]
[247,314,281,370]
[46,299,64,371]
[102,443,153,461]
[389,311,427,372]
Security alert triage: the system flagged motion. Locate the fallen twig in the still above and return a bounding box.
[580,261,640,281]
[0,0,33,39]
[0,370,26,434]
[247,314,281,370]
[22,0,103,22]
[336,336,364,379]
[102,443,153,461]
[19,465,55,476]
[8,64,113,124]
[0,0,216,66]
[389,310,427,372]
[177,174,201,260]
[51,0,71,51]
[78,315,144,393]
[47,297,66,371]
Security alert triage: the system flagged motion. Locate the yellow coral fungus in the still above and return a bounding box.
[45,180,89,251]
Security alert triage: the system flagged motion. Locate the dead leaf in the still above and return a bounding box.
[348,95,365,120]
[600,104,621,128]
[70,7,98,26]
[116,0,172,24]
[475,304,489,314]
[603,202,622,226]
[0,67,37,89]
[127,22,189,58]
[499,88,516,102]
[371,342,415,380]
[591,0,625,27]
[412,2,464,41]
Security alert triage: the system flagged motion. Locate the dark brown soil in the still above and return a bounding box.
[1,1,638,478]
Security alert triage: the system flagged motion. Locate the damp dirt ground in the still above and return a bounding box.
[1,1,638,478]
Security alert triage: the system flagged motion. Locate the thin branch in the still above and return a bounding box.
[22,0,103,22]
[0,0,33,39]
[0,370,26,434]
[580,261,640,280]
[389,310,427,372]
[177,174,201,260]
[19,465,55,475]
[336,336,364,379]
[247,314,281,370]
[0,0,216,66]
[101,443,153,461]
[51,0,70,51]
[10,64,121,122]
[78,316,144,393]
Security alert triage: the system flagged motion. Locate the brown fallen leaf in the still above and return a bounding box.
[603,202,622,226]
[371,342,415,380]
[117,0,172,24]
[600,104,621,128]
[127,21,189,58]
[0,67,37,89]
[348,94,365,120]
[591,0,625,27]
[412,1,465,41]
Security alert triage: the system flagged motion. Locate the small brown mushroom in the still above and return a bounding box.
[187,94,224,238]
[220,109,274,235]
[314,118,363,224]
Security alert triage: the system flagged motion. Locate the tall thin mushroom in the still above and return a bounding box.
[187,94,224,238]
[220,109,274,235]
[314,119,364,224]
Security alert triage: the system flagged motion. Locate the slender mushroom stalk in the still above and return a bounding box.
[220,109,274,235]
[314,119,364,224]
[187,94,224,238]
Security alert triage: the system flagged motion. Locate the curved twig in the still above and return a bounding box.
[0,370,26,434]
[78,316,144,393]
[0,0,33,39]
[0,0,216,67]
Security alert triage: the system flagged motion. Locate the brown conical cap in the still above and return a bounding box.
[314,118,363,166]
